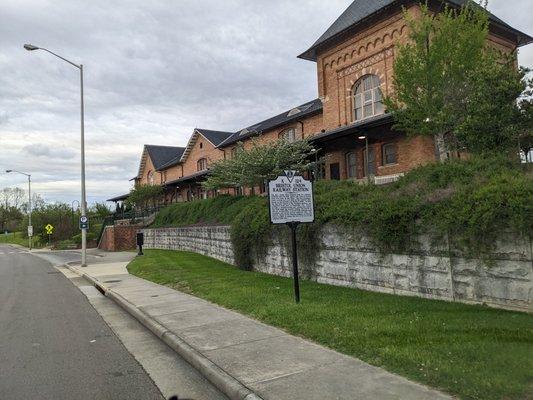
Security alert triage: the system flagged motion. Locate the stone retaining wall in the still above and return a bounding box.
[141,225,532,312]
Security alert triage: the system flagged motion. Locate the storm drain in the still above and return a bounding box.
[104,280,122,283]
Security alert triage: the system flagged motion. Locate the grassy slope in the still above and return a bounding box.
[128,250,533,400]
[152,157,532,260]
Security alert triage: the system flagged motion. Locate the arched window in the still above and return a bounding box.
[279,128,296,143]
[353,75,383,121]
[147,170,154,185]
[197,158,208,171]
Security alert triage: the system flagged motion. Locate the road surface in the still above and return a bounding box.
[0,244,225,400]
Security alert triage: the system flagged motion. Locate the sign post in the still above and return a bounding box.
[268,170,314,303]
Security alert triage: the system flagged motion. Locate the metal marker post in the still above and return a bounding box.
[288,221,301,304]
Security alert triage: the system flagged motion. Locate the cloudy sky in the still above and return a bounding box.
[1,0,532,204]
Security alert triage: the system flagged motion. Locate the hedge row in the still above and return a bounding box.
[153,156,532,269]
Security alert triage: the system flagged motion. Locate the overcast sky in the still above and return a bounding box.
[0,0,531,205]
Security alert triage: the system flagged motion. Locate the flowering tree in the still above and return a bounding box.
[203,138,317,190]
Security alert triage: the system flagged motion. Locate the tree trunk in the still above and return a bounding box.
[435,132,449,162]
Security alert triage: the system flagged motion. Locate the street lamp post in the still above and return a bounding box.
[6,170,32,250]
[24,44,88,267]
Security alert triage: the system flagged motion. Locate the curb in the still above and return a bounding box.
[64,263,264,400]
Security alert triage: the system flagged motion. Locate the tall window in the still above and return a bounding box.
[345,152,357,178]
[197,158,208,171]
[279,128,296,143]
[382,143,397,165]
[147,170,154,185]
[353,75,383,121]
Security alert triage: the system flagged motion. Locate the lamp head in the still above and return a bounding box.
[23,44,39,51]
[358,136,366,140]
[6,170,12,173]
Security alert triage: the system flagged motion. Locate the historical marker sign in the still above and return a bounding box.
[268,171,315,304]
[268,171,314,225]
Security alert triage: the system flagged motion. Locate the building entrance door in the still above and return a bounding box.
[330,163,340,180]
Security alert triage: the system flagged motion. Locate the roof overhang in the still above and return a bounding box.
[310,113,393,143]
[107,193,130,202]
[164,170,209,187]
[179,130,203,165]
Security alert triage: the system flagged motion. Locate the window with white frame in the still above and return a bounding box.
[345,152,357,178]
[279,128,296,143]
[353,75,384,121]
[197,158,208,171]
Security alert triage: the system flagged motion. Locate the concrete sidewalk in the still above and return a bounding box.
[67,259,453,400]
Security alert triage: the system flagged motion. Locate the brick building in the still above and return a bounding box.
[108,0,532,205]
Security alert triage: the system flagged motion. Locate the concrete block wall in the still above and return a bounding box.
[141,225,532,312]
[142,226,235,265]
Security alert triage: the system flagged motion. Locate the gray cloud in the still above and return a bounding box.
[23,143,77,159]
[0,0,531,204]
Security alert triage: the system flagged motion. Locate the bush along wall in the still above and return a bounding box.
[152,156,533,270]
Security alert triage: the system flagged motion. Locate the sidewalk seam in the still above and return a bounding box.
[65,263,264,400]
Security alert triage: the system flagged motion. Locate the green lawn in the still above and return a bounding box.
[0,232,43,248]
[128,250,533,400]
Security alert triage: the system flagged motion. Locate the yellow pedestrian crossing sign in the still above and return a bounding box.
[45,224,54,235]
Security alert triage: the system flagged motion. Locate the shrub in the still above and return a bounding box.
[151,156,532,269]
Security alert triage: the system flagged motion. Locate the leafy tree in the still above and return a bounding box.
[125,184,163,210]
[385,1,529,159]
[203,138,317,190]
[20,203,77,242]
[0,188,26,232]
[517,77,533,161]
[90,202,112,218]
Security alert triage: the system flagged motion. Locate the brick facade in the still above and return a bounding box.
[118,1,528,206]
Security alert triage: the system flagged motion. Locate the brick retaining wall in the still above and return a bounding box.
[99,225,139,251]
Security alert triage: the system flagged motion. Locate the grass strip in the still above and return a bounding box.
[128,249,533,400]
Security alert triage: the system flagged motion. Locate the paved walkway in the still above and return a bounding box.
[68,258,453,400]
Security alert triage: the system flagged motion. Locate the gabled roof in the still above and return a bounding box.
[298,0,533,61]
[145,145,185,170]
[179,129,234,164]
[196,129,234,146]
[218,98,323,148]
[137,145,185,178]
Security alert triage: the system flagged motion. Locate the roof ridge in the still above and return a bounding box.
[145,144,185,149]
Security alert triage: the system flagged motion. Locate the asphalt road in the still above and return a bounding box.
[0,244,164,400]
